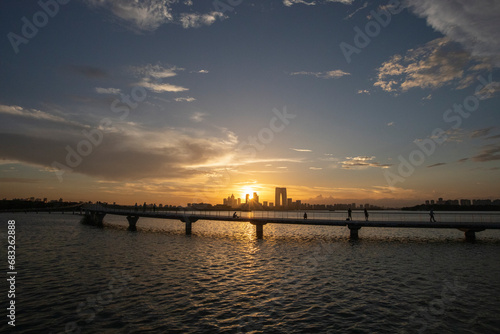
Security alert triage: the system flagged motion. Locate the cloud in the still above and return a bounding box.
[408,0,500,66]
[283,0,353,6]
[290,148,312,152]
[0,120,239,181]
[357,89,370,95]
[309,167,323,170]
[136,78,188,92]
[175,97,196,102]
[0,104,81,126]
[470,127,495,139]
[85,0,175,31]
[95,87,121,94]
[387,122,395,126]
[344,1,368,20]
[475,80,500,100]
[374,38,491,92]
[427,162,447,168]
[131,65,188,93]
[472,144,500,162]
[68,65,107,78]
[131,64,183,78]
[179,12,226,29]
[340,156,392,169]
[85,0,226,31]
[190,112,206,122]
[289,70,350,79]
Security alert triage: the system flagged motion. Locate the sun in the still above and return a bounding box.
[241,186,255,199]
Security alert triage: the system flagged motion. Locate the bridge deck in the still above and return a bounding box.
[84,207,500,230]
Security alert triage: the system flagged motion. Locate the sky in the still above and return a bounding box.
[0,0,499,207]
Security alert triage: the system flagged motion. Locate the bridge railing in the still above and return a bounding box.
[84,203,500,224]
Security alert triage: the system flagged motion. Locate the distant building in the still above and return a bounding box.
[263,201,268,207]
[287,198,292,207]
[460,199,471,206]
[245,194,250,204]
[275,187,287,208]
[425,200,430,205]
[253,192,259,204]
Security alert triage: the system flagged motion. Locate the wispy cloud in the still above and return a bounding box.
[179,12,225,29]
[175,97,196,102]
[472,144,500,162]
[0,105,80,127]
[190,111,206,122]
[131,64,189,93]
[374,38,492,93]
[344,1,368,20]
[85,0,175,31]
[357,89,370,95]
[283,0,353,6]
[387,122,395,126]
[290,148,312,152]
[341,156,392,169]
[136,78,188,93]
[470,127,495,139]
[0,119,239,181]
[309,167,323,170]
[290,70,350,79]
[427,162,447,168]
[408,0,500,66]
[95,87,121,95]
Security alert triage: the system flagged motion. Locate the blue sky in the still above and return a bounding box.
[1,0,499,206]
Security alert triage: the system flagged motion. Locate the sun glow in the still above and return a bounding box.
[241,186,255,200]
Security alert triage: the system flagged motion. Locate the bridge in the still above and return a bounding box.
[83,204,500,242]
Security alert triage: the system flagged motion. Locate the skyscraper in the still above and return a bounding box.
[275,187,287,208]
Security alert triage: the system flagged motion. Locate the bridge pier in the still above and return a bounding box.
[464,230,476,242]
[348,224,361,240]
[459,228,484,242]
[126,216,139,231]
[180,217,198,235]
[94,212,106,227]
[82,211,106,227]
[250,222,267,239]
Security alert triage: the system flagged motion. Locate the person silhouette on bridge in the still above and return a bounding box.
[429,209,436,222]
[304,212,307,219]
[364,208,369,221]
[347,208,352,221]
[233,212,239,219]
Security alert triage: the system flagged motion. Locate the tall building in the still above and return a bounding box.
[253,192,259,204]
[245,194,250,203]
[275,187,287,208]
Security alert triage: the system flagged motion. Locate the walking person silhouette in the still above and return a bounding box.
[429,209,436,222]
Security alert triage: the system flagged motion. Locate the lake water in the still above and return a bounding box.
[2,212,500,333]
